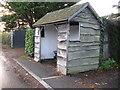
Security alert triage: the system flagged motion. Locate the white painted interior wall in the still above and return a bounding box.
[69,25,79,41]
[40,24,79,59]
[41,24,58,59]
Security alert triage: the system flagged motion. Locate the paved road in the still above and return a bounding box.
[0,52,30,89]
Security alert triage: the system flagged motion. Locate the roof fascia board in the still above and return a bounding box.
[33,25,45,28]
[68,2,89,21]
[33,20,68,28]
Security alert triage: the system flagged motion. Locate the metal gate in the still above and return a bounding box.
[11,30,26,48]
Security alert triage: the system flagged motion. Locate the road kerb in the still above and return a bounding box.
[13,59,54,90]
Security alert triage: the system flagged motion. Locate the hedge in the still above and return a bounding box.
[1,32,11,45]
[101,17,120,65]
[25,29,35,57]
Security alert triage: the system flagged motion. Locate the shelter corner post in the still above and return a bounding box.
[57,22,70,75]
[34,27,42,62]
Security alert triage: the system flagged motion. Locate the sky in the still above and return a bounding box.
[78,0,119,16]
[0,0,119,31]
[0,0,119,17]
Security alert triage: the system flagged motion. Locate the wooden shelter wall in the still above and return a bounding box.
[67,7,100,74]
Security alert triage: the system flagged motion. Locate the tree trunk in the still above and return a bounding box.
[29,22,34,29]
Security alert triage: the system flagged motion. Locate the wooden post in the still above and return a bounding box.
[57,22,69,75]
[34,27,41,62]
[10,30,14,48]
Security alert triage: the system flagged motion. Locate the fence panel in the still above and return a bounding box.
[11,30,26,48]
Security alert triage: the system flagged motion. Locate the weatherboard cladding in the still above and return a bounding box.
[33,3,87,26]
[67,7,100,73]
[33,2,101,74]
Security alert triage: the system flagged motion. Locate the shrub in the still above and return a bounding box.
[99,58,119,69]
[107,20,119,65]
[101,17,120,65]
[2,32,11,45]
[25,29,34,57]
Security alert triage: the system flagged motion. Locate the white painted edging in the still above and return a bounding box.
[13,59,53,90]
[42,76,62,80]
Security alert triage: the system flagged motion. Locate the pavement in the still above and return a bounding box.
[2,48,119,89]
[15,58,88,89]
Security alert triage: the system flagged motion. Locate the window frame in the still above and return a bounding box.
[69,22,81,41]
[40,26,45,38]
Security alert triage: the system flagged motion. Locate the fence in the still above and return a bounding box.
[11,30,26,48]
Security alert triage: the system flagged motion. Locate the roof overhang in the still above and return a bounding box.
[33,2,102,28]
[33,20,68,28]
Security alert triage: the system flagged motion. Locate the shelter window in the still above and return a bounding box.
[41,26,45,37]
[69,22,80,41]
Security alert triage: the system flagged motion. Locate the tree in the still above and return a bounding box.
[2,14,19,31]
[112,1,120,17]
[101,2,120,64]
[2,2,75,31]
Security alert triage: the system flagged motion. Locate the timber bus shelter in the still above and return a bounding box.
[33,2,102,75]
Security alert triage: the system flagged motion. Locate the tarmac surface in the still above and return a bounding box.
[1,48,45,89]
[0,53,30,89]
[2,47,119,89]
[17,58,88,88]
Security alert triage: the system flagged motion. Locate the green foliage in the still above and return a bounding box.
[99,18,106,65]
[2,2,75,31]
[99,58,119,69]
[108,20,119,64]
[25,29,34,57]
[2,14,17,31]
[101,16,120,65]
[21,55,27,59]
[1,32,11,45]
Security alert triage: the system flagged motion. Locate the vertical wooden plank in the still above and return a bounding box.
[57,22,69,75]
[67,7,100,74]
[10,30,13,48]
[34,27,41,62]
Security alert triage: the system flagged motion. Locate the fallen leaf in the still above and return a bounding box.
[23,77,26,80]
[80,82,97,88]
[84,74,88,76]
[101,83,107,85]
[33,86,38,88]
[95,82,107,85]
[26,73,28,75]
[75,80,78,82]
[95,83,101,85]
